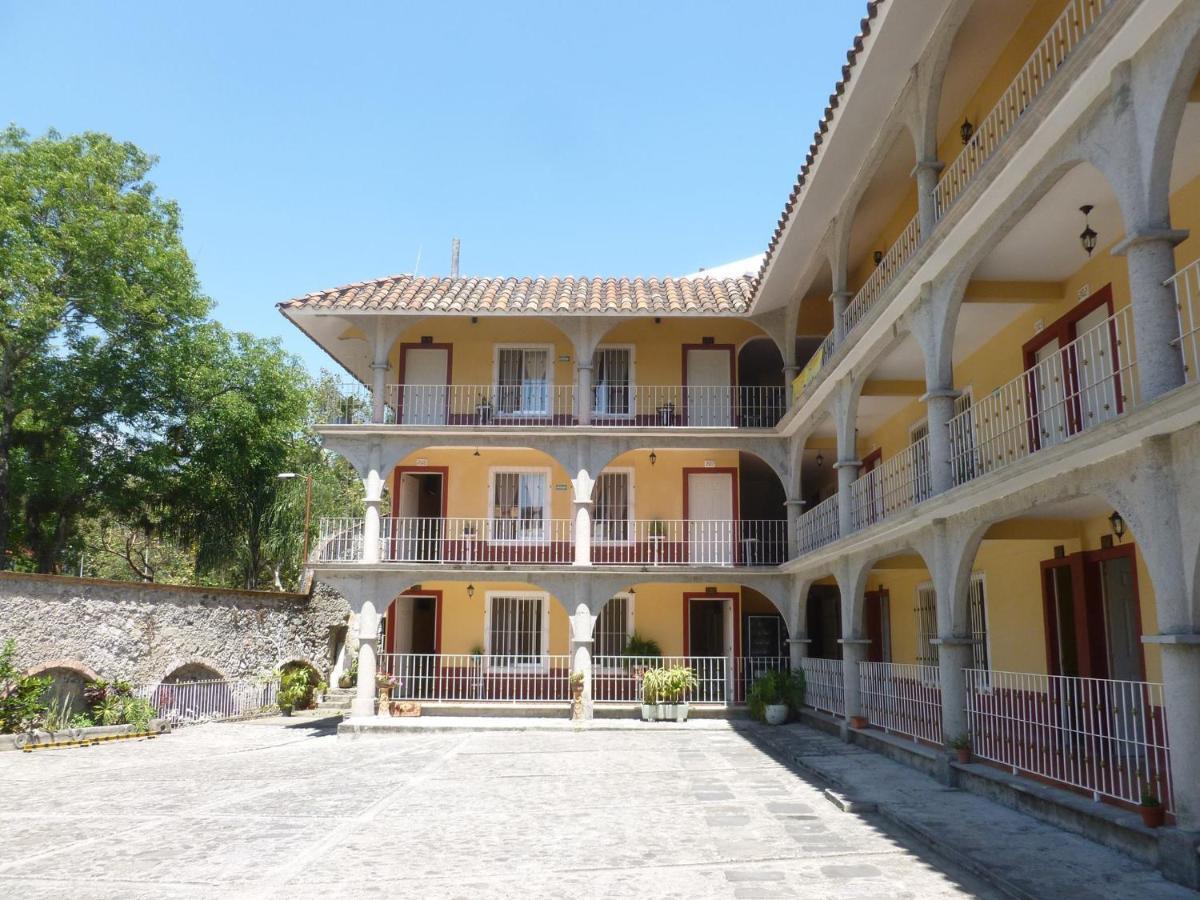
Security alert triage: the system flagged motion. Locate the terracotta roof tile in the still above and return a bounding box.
[278,273,756,316]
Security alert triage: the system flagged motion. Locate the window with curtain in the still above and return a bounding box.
[593,347,632,416]
[593,471,631,542]
[496,347,549,414]
[594,594,632,658]
[491,470,547,541]
[486,593,545,662]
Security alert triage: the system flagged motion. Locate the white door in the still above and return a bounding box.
[1072,305,1118,431]
[686,349,732,426]
[688,472,734,564]
[1032,338,1067,449]
[402,348,448,425]
[397,474,421,561]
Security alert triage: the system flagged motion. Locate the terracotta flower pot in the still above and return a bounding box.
[849,715,868,729]
[1140,804,1165,828]
[956,748,971,764]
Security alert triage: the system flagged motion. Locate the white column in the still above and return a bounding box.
[834,460,860,537]
[576,361,593,426]
[932,637,972,746]
[840,639,870,723]
[569,607,596,720]
[787,637,811,670]
[351,601,381,718]
[784,498,805,559]
[370,322,391,424]
[912,159,942,240]
[921,387,960,495]
[362,442,384,564]
[572,471,593,566]
[1113,228,1188,401]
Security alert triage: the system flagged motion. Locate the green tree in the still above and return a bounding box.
[0,126,208,569]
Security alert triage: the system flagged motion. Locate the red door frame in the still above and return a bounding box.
[383,588,444,656]
[681,343,736,425]
[390,466,450,562]
[1021,285,1115,448]
[681,467,740,564]
[1040,542,1143,680]
[397,342,454,423]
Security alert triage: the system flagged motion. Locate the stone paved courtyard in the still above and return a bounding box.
[0,717,1003,898]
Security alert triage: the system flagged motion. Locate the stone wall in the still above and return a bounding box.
[0,572,350,683]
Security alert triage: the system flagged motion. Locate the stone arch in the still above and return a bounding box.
[1141,8,1200,227]
[161,659,227,684]
[25,659,101,717]
[842,542,936,640]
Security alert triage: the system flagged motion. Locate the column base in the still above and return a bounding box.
[350,698,377,718]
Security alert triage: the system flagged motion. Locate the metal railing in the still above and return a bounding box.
[792,333,836,403]
[843,214,921,337]
[589,385,786,428]
[316,517,365,562]
[1168,257,1200,384]
[387,383,577,426]
[859,662,943,745]
[319,381,394,425]
[590,519,787,567]
[592,655,730,705]
[377,654,572,702]
[135,678,279,725]
[795,494,840,554]
[964,669,1172,810]
[932,0,1109,220]
[800,657,845,717]
[379,517,575,565]
[948,304,1137,485]
[849,436,930,531]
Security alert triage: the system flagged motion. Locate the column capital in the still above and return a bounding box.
[369,361,390,371]
[832,458,862,470]
[931,636,977,646]
[783,365,801,377]
[784,498,806,508]
[1110,228,1189,256]
[837,638,872,645]
[911,158,944,175]
[786,638,812,645]
[1142,632,1200,645]
[919,387,961,402]
[828,290,853,304]
[575,362,593,371]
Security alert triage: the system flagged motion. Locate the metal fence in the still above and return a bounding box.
[379,517,575,565]
[849,436,930,531]
[591,656,729,705]
[377,654,572,703]
[1169,256,1200,384]
[590,519,787,567]
[800,657,845,717]
[964,668,1172,810]
[135,678,279,726]
[859,662,943,745]
[843,213,921,337]
[386,383,577,426]
[588,385,786,429]
[795,494,840,554]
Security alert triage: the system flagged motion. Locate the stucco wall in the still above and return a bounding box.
[0,572,350,683]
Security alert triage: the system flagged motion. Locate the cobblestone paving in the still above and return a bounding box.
[0,718,1000,898]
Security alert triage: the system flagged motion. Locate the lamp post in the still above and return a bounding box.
[278,472,313,571]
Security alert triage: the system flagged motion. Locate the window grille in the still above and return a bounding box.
[915,582,939,666]
[594,594,632,657]
[914,572,989,669]
[593,471,631,542]
[496,348,549,414]
[593,348,632,416]
[487,594,544,660]
[491,471,547,541]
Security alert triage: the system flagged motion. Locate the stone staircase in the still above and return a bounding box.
[295,686,355,718]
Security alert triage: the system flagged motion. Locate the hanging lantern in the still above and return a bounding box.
[1079,205,1098,257]
[960,117,974,145]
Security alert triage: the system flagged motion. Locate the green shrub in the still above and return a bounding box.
[0,640,51,734]
[623,633,662,658]
[747,669,806,722]
[122,698,155,732]
[277,666,312,712]
[642,666,697,704]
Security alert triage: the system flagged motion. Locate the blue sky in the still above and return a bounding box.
[3,2,865,373]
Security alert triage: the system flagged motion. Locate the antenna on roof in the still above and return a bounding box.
[413,244,422,276]
[450,237,460,278]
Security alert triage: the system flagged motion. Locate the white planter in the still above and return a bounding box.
[641,702,689,722]
[764,704,788,726]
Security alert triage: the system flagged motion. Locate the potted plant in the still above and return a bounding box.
[647,520,667,564]
[656,401,675,426]
[276,667,311,717]
[314,680,328,704]
[376,674,397,710]
[476,395,493,424]
[849,713,868,729]
[1139,791,1165,828]
[948,733,972,764]
[338,657,358,690]
[569,671,585,721]
[641,665,697,722]
[748,669,805,725]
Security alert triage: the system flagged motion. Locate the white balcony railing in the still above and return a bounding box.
[378,517,576,565]
[316,517,365,562]
[849,436,930,531]
[134,678,279,726]
[378,654,572,702]
[859,662,943,745]
[932,0,1109,221]
[1168,256,1200,384]
[592,656,729,705]
[591,519,787,567]
[386,383,577,426]
[795,494,840,555]
[965,668,1172,810]
[843,213,921,337]
[319,381,394,425]
[948,304,1137,485]
[589,385,786,428]
[800,657,845,717]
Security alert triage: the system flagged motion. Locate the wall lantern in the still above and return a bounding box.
[466,584,475,599]
[960,117,974,145]
[1079,205,1098,257]
[815,452,824,468]
[1108,510,1126,540]
[872,250,883,267]
[649,450,657,466]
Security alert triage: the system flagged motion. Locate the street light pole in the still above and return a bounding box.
[278,472,314,573]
